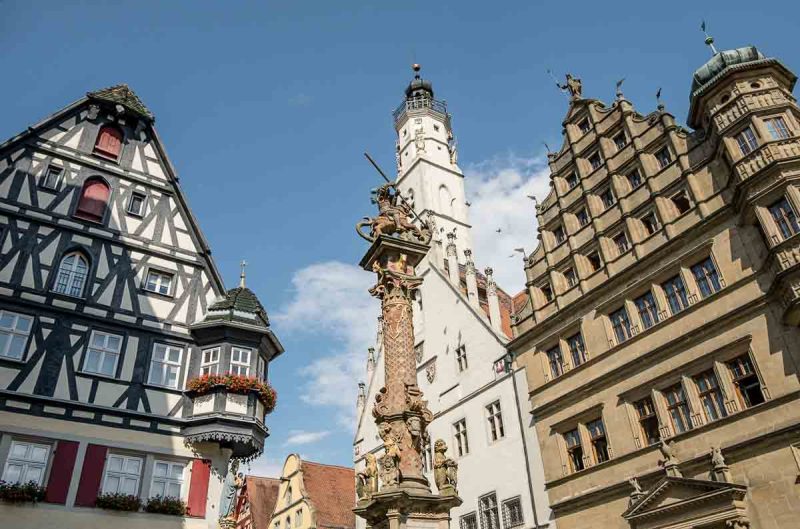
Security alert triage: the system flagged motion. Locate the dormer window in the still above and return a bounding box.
[588,152,602,171]
[93,125,123,160]
[736,126,758,155]
[578,118,591,134]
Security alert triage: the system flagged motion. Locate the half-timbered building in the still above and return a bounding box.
[0,85,284,528]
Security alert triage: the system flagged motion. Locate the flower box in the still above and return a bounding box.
[0,481,46,503]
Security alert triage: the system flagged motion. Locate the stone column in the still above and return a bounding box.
[446,232,459,285]
[464,250,479,307]
[485,267,503,332]
[367,347,376,375]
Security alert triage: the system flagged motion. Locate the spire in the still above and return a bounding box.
[701,20,718,55]
[239,260,247,288]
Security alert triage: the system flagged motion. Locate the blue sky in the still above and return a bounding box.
[2,0,799,474]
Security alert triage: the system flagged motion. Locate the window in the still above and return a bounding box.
[2,440,49,485]
[295,509,303,527]
[286,517,291,529]
[456,345,468,372]
[553,225,566,245]
[627,169,643,189]
[478,493,500,529]
[662,275,689,315]
[566,172,579,189]
[634,397,660,446]
[736,126,758,155]
[200,347,220,375]
[691,258,722,298]
[540,282,553,303]
[103,454,142,495]
[502,497,524,528]
[768,197,799,240]
[150,460,184,498]
[765,116,791,140]
[587,251,602,272]
[0,310,33,360]
[83,331,123,377]
[94,125,123,159]
[41,165,63,190]
[578,118,591,134]
[53,252,89,297]
[587,418,609,463]
[600,187,615,209]
[275,522,281,529]
[564,428,584,472]
[74,177,110,223]
[576,207,590,227]
[634,291,659,330]
[727,355,765,408]
[486,401,505,441]
[127,192,146,217]
[566,332,586,367]
[145,270,173,296]
[148,343,182,388]
[546,345,564,379]
[613,131,627,150]
[230,347,251,376]
[588,152,602,170]
[610,306,632,344]
[664,384,692,434]
[694,370,727,422]
[613,232,629,255]
[453,419,469,457]
[671,190,692,215]
[286,485,293,504]
[564,267,577,287]
[460,513,478,529]
[641,211,660,235]
[655,147,672,169]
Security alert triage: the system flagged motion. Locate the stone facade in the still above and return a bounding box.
[510,45,800,529]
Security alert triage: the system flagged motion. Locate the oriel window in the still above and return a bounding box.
[768,197,799,240]
[765,116,791,140]
[736,126,759,155]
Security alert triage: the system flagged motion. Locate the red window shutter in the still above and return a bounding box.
[94,126,123,159]
[74,444,108,507]
[44,440,79,504]
[75,179,110,222]
[187,458,211,517]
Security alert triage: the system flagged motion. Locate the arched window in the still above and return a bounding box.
[438,185,453,216]
[53,252,89,297]
[93,125,123,159]
[75,177,110,223]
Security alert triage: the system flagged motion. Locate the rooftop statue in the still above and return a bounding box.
[557,73,583,99]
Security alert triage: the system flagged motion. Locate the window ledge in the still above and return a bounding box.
[77,371,123,384]
[140,288,174,300]
[143,383,184,395]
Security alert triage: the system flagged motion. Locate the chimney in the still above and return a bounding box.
[367,347,376,374]
[485,267,503,332]
[356,382,366,413]
[464,249,479,306]
[446,231,459,285]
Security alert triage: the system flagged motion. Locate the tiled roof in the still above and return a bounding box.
[87,84,154,121]
[240,476,281,529]
[207,286,270,328]
[301,461,355,529]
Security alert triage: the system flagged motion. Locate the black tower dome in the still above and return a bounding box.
[405,64,434,99]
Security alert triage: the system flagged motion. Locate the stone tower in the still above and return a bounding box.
[393,65,473,260]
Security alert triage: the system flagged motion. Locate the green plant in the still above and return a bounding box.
[186,373,277,413]
[145,495,187,515]
[0,480,46,503]
[95,492,142,511]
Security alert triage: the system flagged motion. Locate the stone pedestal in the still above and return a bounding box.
[354,489,461,529]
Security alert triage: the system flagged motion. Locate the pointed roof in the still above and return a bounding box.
[206,286,271,328]
[240,476,281,529]
[300,460,355,529]
[623,475,746,521]
[88,84,154,121]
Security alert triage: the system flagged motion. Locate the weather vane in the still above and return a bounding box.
[701,21,718,55]
[239,260,247,288]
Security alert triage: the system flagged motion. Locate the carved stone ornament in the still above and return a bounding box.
[433,439,458,495]
[725,516,750,529]
[658,440,682,477]
[356,453,379,501]
[415,127,426,153]
[356,183,431,244]
[380,437,401,488]
[87,104,100,120]
[426,361,436,383]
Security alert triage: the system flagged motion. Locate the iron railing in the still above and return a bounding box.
[393,96,448,123]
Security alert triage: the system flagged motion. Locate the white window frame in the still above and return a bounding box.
[127,192,146,217]
[456,345,468,372]
[150,459,186,499]
[256,354,266,381]
[485,400,505,442]
[148,343,183,388]
[102,454,143,496]
[453,419,469,457]
[0,310,33,361]
[83,330,123,377]
[53,251,89,297]
[200,347,220,376]
[144,269,173,296]
[2,440,50,485]
[230,347,251,376]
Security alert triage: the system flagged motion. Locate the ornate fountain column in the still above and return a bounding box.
[355,183,461,529]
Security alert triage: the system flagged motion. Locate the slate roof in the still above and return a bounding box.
[88,84,154,121]
[301,461,355,529]
[690,46,765,96]
[240,476,281,529]
[206,286,271,328]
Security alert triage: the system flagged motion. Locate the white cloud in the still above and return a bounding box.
[463,153,552,293]
[245,453,283,478]
[284,430,331,446]
[274,261,378,424]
